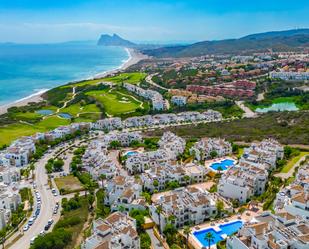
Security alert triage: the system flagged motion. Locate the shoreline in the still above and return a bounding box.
[0,47,147,116]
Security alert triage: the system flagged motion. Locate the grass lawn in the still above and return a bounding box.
[61,103,100,117]
[0,123,40,147]
[54,175,84,194]
[63,78,103,88]
[103,72,147,85]
[0,116,71,147]
[74,113,101,123]
[86,88,143,116]
[281,151,309,173]
[12,112,42,121]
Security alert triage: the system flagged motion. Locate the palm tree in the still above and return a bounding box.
[156,205,163,234]
[204,232,215,249]
[30,163,35,179]
[183,226,191,249]
[99,174,106,190]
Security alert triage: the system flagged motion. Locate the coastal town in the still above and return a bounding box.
[0,14,308,249]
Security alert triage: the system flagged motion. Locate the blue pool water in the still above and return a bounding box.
[193,221,243,246]
[210,159,235,171]
[126,151,138,157]
[36,110,54,115]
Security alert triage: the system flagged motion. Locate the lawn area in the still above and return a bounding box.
[36,115,71,130]
[0,123,40,147]
[0,116,71,147]
[63,78,103,88]
[54,175,84,194]
[61,103,100,117]
[281,151,309,173]
[103,72,147,85]
[86,88,143,116]
[12,112,42,122]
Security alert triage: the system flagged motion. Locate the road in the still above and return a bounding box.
[235,101,257,118]
[10,152,61,249]
[145,74,169,90]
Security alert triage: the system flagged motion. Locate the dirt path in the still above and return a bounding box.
[235,101,257,118]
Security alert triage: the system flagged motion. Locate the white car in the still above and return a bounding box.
[23,224,29,231]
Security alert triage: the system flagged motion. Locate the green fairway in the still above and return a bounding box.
[86,88,143,116]
[103,72,147,85]
[11,112,42,121]
[0,123,40,147]
[0,116,71,147]
[61,103,100,117]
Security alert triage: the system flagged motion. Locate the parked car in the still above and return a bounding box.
[23,224,29,231]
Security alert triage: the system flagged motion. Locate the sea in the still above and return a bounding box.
[0,41,129,105]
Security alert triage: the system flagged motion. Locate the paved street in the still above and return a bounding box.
[10,152,61,249]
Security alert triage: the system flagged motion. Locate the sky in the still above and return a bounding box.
[0,0,308,44]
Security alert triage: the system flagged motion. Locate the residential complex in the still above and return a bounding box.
[190,137,232,161]
[227,211,309,249]
[218,139,283,203]
[82,212,140,249]
[150,186,231,231]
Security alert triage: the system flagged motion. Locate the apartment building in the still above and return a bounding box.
[190,137,232,161]
[270,71,309,81]
[104,175,146,212]
[218,139,283,203]
[227,211,309,249]
[82,212,140,249]
[150,186,221,231]
[171,95,187,106]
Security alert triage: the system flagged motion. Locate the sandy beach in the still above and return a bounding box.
[0,48,147,116]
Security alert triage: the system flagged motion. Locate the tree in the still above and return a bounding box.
[216,201,224,217]
[183,175,191,185]
[30,163,35,179]
[217,166,223,175]
[156,205,163,234]
[183,226,191,249]
[87,193,95,210]
[284,146,293,159]
[53,159,64,172]
[204,232,215,249]
[118,205,125,212]
[110,140,121,149]
[0,228,6,249]
[99,174,106,190]
[210,150,218,159]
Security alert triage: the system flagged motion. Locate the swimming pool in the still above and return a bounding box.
[193,220,243,246]
[125,151,138,157]
[210,159,235,171]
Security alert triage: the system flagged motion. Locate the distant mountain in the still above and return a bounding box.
[143,29,309,58]
[97,34,136,47]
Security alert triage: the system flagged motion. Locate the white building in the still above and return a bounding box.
[150,186,225,231]
[270,71,309,81]
[227,211,309,249]
[105,175,146,212]
[190,137,232,161]
[82,212,140,249]
[218,139,283,203]
[171,96,187,106]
